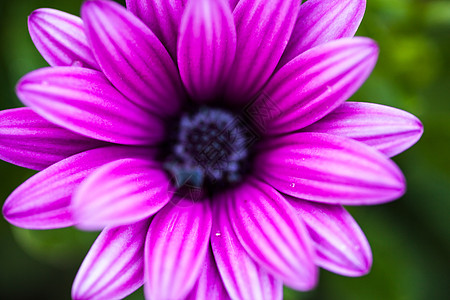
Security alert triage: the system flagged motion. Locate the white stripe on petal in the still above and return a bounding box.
[145,199,212,300]
[280,0,366,67]
[302,102,423,157]
[256,132,405,205]
[72,219,149,300]
[73,158,172,230]
[28,8,98,69]
[82,0,186,117]
[211,193,283,300]
[288,198,372,276]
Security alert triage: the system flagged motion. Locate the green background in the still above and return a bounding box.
[0,0,449,299]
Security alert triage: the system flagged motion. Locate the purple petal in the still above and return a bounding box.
[72,158,172,230]
[126,0,188,59]
[288,198,372,276]
[145,199,212,300]
[227,178,317,290]
[259,38,378,135]
[229,0,240,10]
[211,194,283,300]
[16,67,165,145]
[256,132,406,205]
[302,102,424,157]
[280,0,366,67]
[178,0,236,102]
[225,0,300,103]
[72,219,149,300]
[28,8,98,69]
[2,146,151,229]
[82,0,185,117]
[186,250,230,300]
[0,108,103,170]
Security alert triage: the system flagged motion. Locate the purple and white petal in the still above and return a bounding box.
[82,0,185,116]
[225,0,299,103]
[280,0,366,67]
[126,0,188,59]
[16,67,165,145]
[259,38,378,135]
[178,0,236,102]
[0,108,103,170]
[302,102,424,157]
[2,146,151,229]
[288,198,372,276]
[229,0,240,10]
[186,250,230,300]
[145,199,212,300]
[211,194,283,300]
[256,132,406,205]
[227,178,317,290]
[73,158,172,230]
[72,219,149,300]
[28,8,98,69]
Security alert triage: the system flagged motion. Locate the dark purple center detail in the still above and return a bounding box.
[164,107,251,190]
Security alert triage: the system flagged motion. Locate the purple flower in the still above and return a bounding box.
[1,0,423,299]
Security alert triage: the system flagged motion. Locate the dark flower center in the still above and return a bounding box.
[164,107,254,192]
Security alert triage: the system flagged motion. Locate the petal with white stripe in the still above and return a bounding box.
[0,108,103,170]
[280,0,366,66]
[227,178,317,290]
[178,0,236,102]
[145,199,212,300]
[289,198,372,276]
[28,8,98,69]
[256,132,406,205]
[82,0,185,116]
[72,219,149,300]
[73,158,172,230]
[302,102,423,157]
[225,0,299,103]
[211,193,283,300]
[2,146,151,229]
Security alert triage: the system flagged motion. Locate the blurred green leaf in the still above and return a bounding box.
[11,227,98,268]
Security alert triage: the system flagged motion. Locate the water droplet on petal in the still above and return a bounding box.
[215,232,221,237]
[290,183,296,188]
[338,243,347,251]
[71,60,83,67]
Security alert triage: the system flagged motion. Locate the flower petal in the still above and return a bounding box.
[178,0,236,102]
[82,0,185,116]
[28,8,98,69]
[227,178,317,290]
[225,0,299,103]
[0,108,103,170]
[72,219,149,300]
[211,195,283,300]
[126,0,188,59]
[186,250,230,300]
[72,158,172,230]
[256,132,406,205]
[288,198,372,276]
[2,146,151,229]
[302,102,424,157]
[257,38,378,135]
[229,0,239,10]
[280,0,366,67]
[145,199,212,300]
[16,67,165,145]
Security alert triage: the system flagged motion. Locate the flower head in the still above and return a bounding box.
[1,0,423,299]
